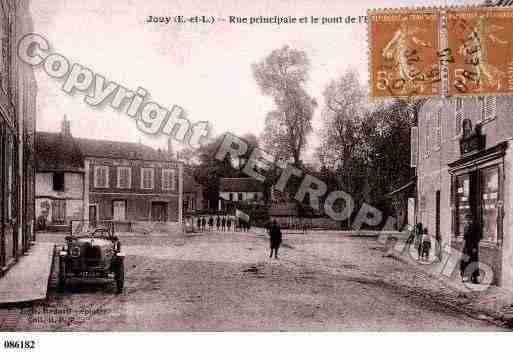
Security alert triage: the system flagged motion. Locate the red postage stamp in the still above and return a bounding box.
[368,9,440,99]
[447,7,513,96]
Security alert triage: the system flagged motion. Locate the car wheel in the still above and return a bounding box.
[115,259,124,294]
[58,256,66,290]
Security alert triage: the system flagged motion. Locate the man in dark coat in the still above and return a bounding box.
[460,215,480,284]
[196,216,201,232]
[268,220,282,259]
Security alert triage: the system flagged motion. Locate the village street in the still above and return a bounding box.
[0,231,506,331]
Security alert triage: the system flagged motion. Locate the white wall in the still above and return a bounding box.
[36,172,84,199]
[219,191,262,202]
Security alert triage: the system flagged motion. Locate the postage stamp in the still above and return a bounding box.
[368,9,441,99]
[447,7,513,96]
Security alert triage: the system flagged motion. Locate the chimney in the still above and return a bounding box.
[167,136,175,160]
[167,137,173,155]
[61,114,71,137]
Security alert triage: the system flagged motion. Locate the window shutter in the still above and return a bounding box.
[171,170,176,191]
[436,109,442,149]
[455,98,463,136]
[455,111,462,137]
[425,116,431,159]
[483,97,496,121]
[410,126,418,168]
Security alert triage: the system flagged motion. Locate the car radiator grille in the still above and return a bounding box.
[84,246,102,266]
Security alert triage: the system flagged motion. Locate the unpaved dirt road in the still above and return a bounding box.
[0,231,505,331]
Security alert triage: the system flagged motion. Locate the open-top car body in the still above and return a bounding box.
[58,221,125,293]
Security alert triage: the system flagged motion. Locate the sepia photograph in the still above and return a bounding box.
[1,0,513,356]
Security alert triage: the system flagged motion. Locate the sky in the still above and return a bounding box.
[30,0,476,159]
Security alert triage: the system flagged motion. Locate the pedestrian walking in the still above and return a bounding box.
[201,216,206,232]
[216,216,220,231]
[221,216,226,231]
[227,217,232,231]
[196,216,201,232]
[268,220,282,259]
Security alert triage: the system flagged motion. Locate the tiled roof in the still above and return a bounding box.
[35,132,84,171]
[269,202,299,217]
[183,167,202,192]
[76,137,171,161]
[36,131,174,171]
[219,177,264,193]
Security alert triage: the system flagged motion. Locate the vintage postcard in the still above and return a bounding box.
[1,0,513,357]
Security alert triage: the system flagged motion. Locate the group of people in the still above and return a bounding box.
[193,215,251,232]
[407,217,480,284]
[406,223,432,261]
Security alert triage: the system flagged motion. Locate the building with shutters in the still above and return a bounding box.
[0,0,38,276]
[218,177,265,210]
[415,95,513,287]
[35,119,197,230]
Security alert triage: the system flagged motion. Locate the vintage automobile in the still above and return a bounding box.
[58,221,125,293]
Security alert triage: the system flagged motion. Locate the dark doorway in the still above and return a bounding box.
[435,190,441,242]
[151,202,168,222]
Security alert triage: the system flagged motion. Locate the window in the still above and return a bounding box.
[51,199,66,225]
[410,126,418,168]
[424,114,431,159]
[482,97,496,122]
[113,200,126,221]
[94,166,109,188]
[117,167,131,189]
[1,20,11,94]
[53,172,65,191]
[5,134,14,221]
[481,166,499,243]
[434,110,442,151]
[141,168,154,189]
[162,169,176,191]
[455,174,471,238]
[455,98,463,136]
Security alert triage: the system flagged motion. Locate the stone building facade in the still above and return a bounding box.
[416,95,513,287]
[0,0,37,276]
[35,120,202,229]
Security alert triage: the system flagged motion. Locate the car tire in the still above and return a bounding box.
[115,259,124,294]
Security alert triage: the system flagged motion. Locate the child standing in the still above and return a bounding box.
[420,228,431,260]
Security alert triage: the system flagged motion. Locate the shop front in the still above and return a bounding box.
[448,140,507,286]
